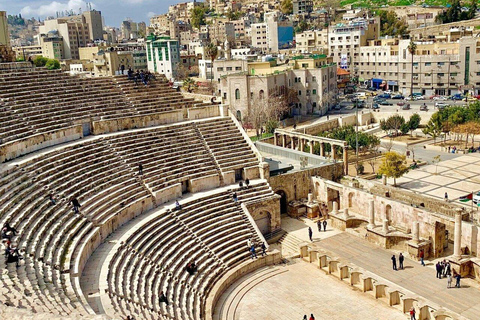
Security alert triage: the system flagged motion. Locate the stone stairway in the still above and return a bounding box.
[192,122,225,186]
[277,232,303,258]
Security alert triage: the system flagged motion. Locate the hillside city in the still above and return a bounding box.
[1,0,480,320]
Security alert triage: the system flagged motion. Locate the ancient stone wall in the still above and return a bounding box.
[92,111,184,134]
[268,163,343,203]
[246,195,282,233]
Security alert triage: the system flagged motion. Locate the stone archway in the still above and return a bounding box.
[275,190,288,214]
[348,192,354,208]
[385,204,392,225]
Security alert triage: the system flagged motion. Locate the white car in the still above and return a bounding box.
[473,192,480,204]
[435,102,449,108]
[433,96,447,101]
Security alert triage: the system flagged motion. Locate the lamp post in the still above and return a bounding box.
[355,99,359,176]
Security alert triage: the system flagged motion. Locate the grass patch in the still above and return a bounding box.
[250,133,274,142]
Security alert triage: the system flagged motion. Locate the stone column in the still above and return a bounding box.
[319,143,324,157]
[300,139,305,152]
[291,136,295,150]
[282,134,286,148]
[343,146,348,175]
[332,201,338,214]
[331,145,336,161]
[382,174,387,185]
[383,219,389,234]
[454,212,462,258]
[343,208,350,219]
[274,133,278,146]
[412,221,419,244]
[308,193,313,204]
[367,199,375,229]
[309,141,314,154]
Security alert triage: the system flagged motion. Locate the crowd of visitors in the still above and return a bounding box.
[127,68,156,87]
[2,222,22,268]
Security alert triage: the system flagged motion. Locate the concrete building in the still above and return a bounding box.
[353,37,480,96]
[39,16,90,59]
[82,10,103,41]
[92,50,134,76]
[0,11,8,47]
[217,54,337,119]
[39,32,64,60]
[295,29,328,54]
[251,12,293,53]
[329,17,380,71]
[12,45,42,60]
[293,0,313,15]
[146,35,180,80]
[199,59,213,80]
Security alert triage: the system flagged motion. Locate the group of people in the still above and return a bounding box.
[247,238,266,259]
[185,261,197,275]
[302,314,315,320]
[2,222,21,268]
[390,253,405,270]
[238,178,250,189]
[435,259,461,288]
[127,68,156,87]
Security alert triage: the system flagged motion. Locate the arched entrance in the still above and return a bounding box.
[276,190,288,214]
[254,211,271,236]
[385,204,392,224]
[348,192,354,208]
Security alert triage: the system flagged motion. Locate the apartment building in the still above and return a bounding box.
[146,35,180,80]
[217,55,337,118]
[354,37,480,96]
[295,29,328,53]
[251,12,293,53]
[293,0,313,15]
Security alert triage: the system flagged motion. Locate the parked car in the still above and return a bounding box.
[420,104,428,111]
[450,93,464,100]
[377,93,391,99]
[435,102,449,109]
[373,96,385,102]
[372,103,380,110]
[401,104,411,110]
[379,100,393,106]
[392,94,404,100]
[397,101,406,106]
[432,95,448,101]
[463,96,477,102]
[334,104,342,110]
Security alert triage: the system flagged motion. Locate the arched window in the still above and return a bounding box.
[259,90,264,99]
[236,110,242,121]
[235,88,240,100]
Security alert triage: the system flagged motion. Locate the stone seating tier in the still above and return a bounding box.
[105,182,273,320]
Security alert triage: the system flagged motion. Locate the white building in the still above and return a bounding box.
[146,35,180,80]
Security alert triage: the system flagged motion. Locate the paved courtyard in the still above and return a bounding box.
[234,261,405,320]
[395,153,480,202]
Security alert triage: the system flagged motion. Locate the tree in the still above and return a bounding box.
[366,135,381,173]
[422,120,442,144]
[386,114,406,136]
[407,113,421,136]
[452,121,480,148]
[436,0,477,24]
[378,151,409,186]
[280,0,293,15]
[183,78,197,93]
[205,43,218,89]
[407,40,417,98]
[33,56,48,67]
[377,10,409,37]
[226,9,242,20]
[246,94,292,139]
[45,59,60,70]
[191,6,207,29]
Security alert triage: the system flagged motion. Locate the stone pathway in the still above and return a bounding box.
[317,232,480,319]
[231,260,405,320]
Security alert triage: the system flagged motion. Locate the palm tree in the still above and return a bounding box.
[205,43,218,88]
[407,40,417,98]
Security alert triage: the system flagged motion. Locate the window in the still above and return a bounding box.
[425,62,431,66]
[437,62,445,66]
[227,67,233,71]
[217,67,224,71]
[235,89,240,100]
[312,89,317,95]
[235,67,242,71]
[298,90,302,96]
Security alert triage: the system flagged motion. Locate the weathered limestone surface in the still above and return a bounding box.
[0,305,110,320]
[92,111,184,134]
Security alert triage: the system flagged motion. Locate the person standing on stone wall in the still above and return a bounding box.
[261,242,266,256]
[308,227,313,242]
[250,244,257,259]
[322,219,327,232]
[399,253,404,270]
[391,254,397,271]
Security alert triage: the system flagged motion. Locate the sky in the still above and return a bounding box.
[0,0,203,27]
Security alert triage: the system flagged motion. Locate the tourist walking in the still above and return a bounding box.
[445,261,451,276]
[309,314,315,320]
[250,244,257,259]
[138,163,143,175]
[232,192,238,202]
[399,253,404,270]
[444,192,448,202]
[245,178,250,188]
[409,307,416,320]
[322,219,327,232]
[391,254,397,271]
[317,220,322,232]
[71,197,81,214]
[261,242,267,256]
[303,316,307,320]
[308,227,313,242]
[158,291,169,305]
[419,249,425,266]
